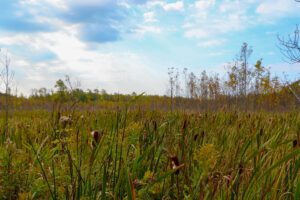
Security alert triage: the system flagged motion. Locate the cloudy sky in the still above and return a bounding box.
[0,0,299,96]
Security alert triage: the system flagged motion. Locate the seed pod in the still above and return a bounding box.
[193,134,199,141]
[238,163,244,175]
[259,128,263,136]
[90,130,102,149]
[293,140,298,148]
[182,119,188,131]
[153,120,157,132]
[201,131,205,138]
[170,155,180,175]
[59,115,72,128]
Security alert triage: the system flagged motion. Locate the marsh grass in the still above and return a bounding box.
[0,108,299,199]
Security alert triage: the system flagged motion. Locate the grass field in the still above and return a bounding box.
[0,106,300,199]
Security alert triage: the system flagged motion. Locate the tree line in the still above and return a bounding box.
[167,42,299,111]
[168,43,282,99]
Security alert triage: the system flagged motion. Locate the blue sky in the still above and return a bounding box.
[0,0,300,95]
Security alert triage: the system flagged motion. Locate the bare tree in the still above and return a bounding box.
[174,68,181,97]
[168,67,175,112]
[188,72,197,99]
[277,25,300,63]
[278,24,300,103]
[199,70,209,100]
[0,49,14,137]
[182,68,189,98]
[277,1,300,62]
[239,42,253,96]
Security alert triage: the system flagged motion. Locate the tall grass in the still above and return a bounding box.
[0,108,299,199]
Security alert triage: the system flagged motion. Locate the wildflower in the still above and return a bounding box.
[194,144,219,171]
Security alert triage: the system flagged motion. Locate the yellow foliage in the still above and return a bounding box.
[194,144,219,171]
[18,192,33,200]
[143,170,154,181]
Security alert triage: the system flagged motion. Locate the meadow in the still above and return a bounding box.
[1,0,300,199]
[0,102,299,199]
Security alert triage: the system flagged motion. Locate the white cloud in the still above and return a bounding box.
[146,0,164,8]
[198,39,226,47]
[184,14,248,39]
[163,1,184,11]
[184,0,300,41]
[0,25,166,95]
[20,0,68,10]
[269,63,300,75]
[184,0,253,39]
[185,29,210,38]
[65,0,115,7]
[207,51,227,57]
[134,25,162,36]
[219,0,248,13]
[256,0,300,17]
[195,0,215,10]
[144,12,157,23]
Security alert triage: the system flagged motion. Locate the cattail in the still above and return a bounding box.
[223,175,232,187]
[293,139,298,148]
[193,134,199,141]
[133,179,143,188]
[170,155,180,175]
[153,120,157,132]
[259,128,263,136]
[59,115,72,128]
[238,163,244,175]
[201,130,205,138]
[90,130,102,149]
[182,119,188,131]
[225,169,233,187]
[210,172,222,192]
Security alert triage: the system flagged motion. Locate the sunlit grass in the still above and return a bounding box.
[0,109,299,199]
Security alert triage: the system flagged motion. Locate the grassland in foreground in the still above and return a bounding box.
[0,108,300,199]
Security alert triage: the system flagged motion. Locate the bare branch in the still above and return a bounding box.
[277,25,300,63]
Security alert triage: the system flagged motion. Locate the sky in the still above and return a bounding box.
[0,0,300,96]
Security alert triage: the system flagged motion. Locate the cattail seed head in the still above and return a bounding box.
[293,139,298,148]
[238,163,244,175]
[59,115,72,128]
[170,155,180,174]
[194,134,199,141]
[90,130,102,149]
